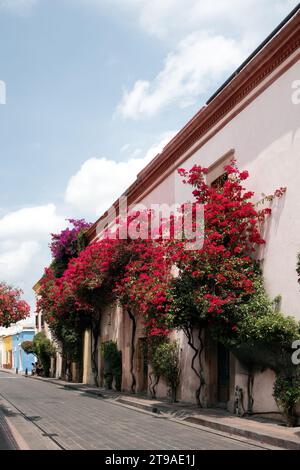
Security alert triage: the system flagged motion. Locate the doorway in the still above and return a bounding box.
[217,343,230,405]
[137,338,148,393]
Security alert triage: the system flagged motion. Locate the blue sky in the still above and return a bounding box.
[0,0,298,314]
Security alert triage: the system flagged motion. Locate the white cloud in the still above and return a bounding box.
[0,0,37,12]
[114,0,298,118]
[65,131,177,217]
[0,204,66,317]
[103,0,298,41]
[0,204,64,239]
[0,241,40,282]
[118,32,245,119]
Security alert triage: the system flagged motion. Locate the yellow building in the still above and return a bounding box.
[3,335,13,368]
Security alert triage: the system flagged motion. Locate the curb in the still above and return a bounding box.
[183,416,300,451]
[114,398,300,450]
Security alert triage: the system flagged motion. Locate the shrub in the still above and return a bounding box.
[32,332,56,377]
[152,341,180,402]
[273,372,300,426]
[101,341,122,391]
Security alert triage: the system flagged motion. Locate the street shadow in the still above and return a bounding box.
[0,404,18,418]
[25,415,42,422]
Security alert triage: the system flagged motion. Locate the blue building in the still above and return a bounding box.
[12,327,36,373]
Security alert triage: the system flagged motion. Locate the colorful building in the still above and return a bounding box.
[0,325,35,373]
[3,335,12,369]
[12,327,35,373]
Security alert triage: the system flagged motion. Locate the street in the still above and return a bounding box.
[0,371,267,450]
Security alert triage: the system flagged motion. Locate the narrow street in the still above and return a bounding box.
[0,371,266,450]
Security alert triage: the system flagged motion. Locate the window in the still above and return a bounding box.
[205,149,234,186]
[35,315,39,329]
[211,172,228,189]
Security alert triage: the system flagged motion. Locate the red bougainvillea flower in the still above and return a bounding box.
[37,159,286,340]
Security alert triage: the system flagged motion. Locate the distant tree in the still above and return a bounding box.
[0,282,30,328]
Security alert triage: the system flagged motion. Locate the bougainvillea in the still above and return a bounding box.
[50,219,92,261]
[171,161,285,330]
[115,239,173,337]
[0,282,30,328]
[45,161,285,350]
[36,158,289,401]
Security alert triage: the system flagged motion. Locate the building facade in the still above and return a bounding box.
[82,9,300,414]
[35,8,300,417]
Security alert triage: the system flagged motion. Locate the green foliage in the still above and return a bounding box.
[151,340,181,402]
[49,257,69,278]
[167,273,208,330]
[21,340,35,355]
[237,312,300,347]
[32,332,56,377]
[50,313,89,364]
[76,230,89,254]
[210,275,300,370]
[273,372,300,426]
[101,340,122,391]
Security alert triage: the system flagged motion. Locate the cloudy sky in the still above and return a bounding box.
[0,0,298,315]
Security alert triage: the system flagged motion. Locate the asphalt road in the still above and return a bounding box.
[0,371,265,450]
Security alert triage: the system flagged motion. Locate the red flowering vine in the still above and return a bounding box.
[36,159,286,398]
[50,219,92,261]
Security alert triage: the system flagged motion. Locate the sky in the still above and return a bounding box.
[0,0,298,318]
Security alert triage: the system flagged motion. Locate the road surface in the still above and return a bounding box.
[0,371,265,450]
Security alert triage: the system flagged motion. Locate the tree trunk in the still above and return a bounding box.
[184,327,205,407]
[247,370,254,414]
[149,372,160,399]
[127,309,136,393]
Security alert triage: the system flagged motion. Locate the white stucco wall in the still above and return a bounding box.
[125,56,300,410]
[86,53,300,412]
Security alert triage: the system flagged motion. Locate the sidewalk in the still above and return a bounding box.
[21,372,300,450]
